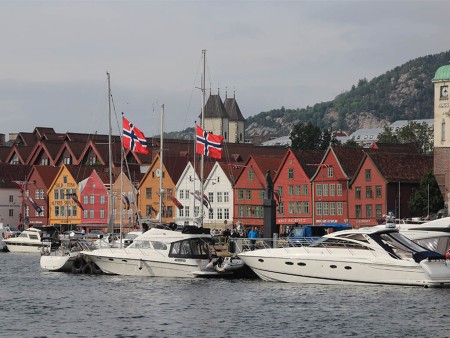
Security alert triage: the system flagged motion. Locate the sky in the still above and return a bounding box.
[1,0,449,140]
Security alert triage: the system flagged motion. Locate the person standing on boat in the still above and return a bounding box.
[248,227,259,250]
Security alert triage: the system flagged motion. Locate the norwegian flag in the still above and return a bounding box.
[123,116,150,155]
[27,196,42,213]
[196,125,224,159]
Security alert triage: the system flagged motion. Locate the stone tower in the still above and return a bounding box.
[203,94,229,143]
[433,62,450,212]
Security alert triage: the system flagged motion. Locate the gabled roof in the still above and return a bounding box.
[203,94,229,119]
[293,149,327,178]
[217,161,244,186]
[224,95,244,122]
[6,145,35,164]
[0,164,32,188]
[364,152,433,183]
[370,142,418,154]
[29,165,60,188]
[328,146,366,180]
[34,127,57,140]
[0,146,12,163]
[163,154,194,184]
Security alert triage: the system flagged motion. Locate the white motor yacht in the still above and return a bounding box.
[376,216,450,255]
[4,226,60,253]
[238,227,450,287]
[81,225,229,278]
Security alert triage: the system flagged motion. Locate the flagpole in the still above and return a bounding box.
[199,49,206,228]
[120,114,124,248]
[159,104,164,224]
[107,71,114,234]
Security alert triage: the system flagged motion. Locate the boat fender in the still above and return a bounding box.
[82,262,94,274]
[72,257,85,274]
[92,263,102,275]
[41,246,51,256]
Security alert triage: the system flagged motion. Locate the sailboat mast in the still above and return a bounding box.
[200,49,206,227]
[107,71,114,234]
[159,104,164,224]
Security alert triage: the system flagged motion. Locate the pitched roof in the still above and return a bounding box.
[32,165,61,188]
[0,164,32,188]
[331,146,367,179]
[368,153,433,182]
[370,142,418,154]
[293,150,327,178]
[224,96,245,121]
[203,94,229,119]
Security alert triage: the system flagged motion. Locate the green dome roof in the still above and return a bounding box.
[433,63,450,81]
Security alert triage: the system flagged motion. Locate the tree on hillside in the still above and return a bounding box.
[290,122,339,150]
[408,171,444,217]
[376,121,433,154]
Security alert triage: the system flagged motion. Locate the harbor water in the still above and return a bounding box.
[1,252,448,338]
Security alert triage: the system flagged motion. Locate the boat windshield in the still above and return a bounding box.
[169,238,211,259]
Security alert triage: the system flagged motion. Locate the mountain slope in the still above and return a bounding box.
[246,50,450,139]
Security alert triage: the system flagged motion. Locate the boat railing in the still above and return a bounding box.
[230,237,394,258]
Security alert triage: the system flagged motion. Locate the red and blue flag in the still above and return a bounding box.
[123,116,150,155]
[196,125,224,159]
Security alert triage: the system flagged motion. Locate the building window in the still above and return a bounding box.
[100,195,106,205]
[302,184,308,196]
[329,184,335,196]
[217,192,223,203]
[295,185,301,195]
[376,204,382,217]
[185,206,190,217]
[366,186,373,198]
[40,189,44,199]
[355,187,361,199]
[337,202,343,215]
[35,190,39,199]
[146,188,152,199]
[63,176,68,184]
[245,190,251,200]
[248,169,255,180]
[293,201,300,214]
[90,195,95,204]
[355,205,362,218]
[216,208,223,219]
[166,206,173,218]
[224,208,230,219]
[316,202,322,216]
[288,185,294,196]
[223,192,229,203]
[366,204,373,218]
[277,186,283,197]
[278,202,284,214]
[289,202,295,214]
[375,186,382,198]
[238,205,244,217]
[100,209,105,219]
[83,195,88,204]
[83,209,88,218]
[246,206,252,217]
[328,167,334,177]
[330,202,336,215]
[54,190,59,200]
[179,207,184,217]
[208,192,214,203]
[145,205,152,216]
[316,184,322,196]
[90,210,95,219]
[288,168,294,180]
[337,184,343,196]
[9,195,13,203]
[238,189,244,200]
[323,184,328,196]
[179,190,184,199]
[323,202,329,215]
[259,190,265,200]
[194,206,200,217]
[365,169,371,182]
[303,202,309,214]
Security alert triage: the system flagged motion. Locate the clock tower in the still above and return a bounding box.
[433,62,450,212]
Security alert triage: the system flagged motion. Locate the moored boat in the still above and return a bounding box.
[4,226,60,254]
[238,226,450,287]
[81,225,230,277]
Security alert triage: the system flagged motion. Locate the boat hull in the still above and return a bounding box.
[40,252,79,272]
[239,248,450,287]
[84,249,214,278]
[4,242,50,253]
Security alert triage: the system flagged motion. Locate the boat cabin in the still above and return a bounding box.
[288,223,351,244]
